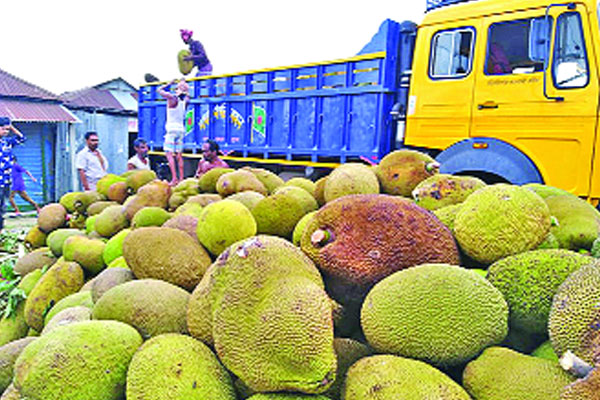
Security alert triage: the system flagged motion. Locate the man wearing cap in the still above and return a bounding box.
[0,117,26,231]
[180,29,213,77]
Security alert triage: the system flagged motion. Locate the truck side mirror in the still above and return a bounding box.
[529,18,551,63]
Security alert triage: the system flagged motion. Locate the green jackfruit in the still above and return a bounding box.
[524,183,574,199]
[242,167,284,194]
[168,192,187,210]
[314,176,327,206]
[323,163,379,203]
[532,340,559,362]
[86,200,118,216]
[107,256,129,269]
[196,200,257,256]
[432,203,462,231]
[73,191,104,214]
[412,174,485,210]
[124,180,171,220]
[0,337,36,392]
[463,347,575,400]
[362,264,508,367]
[375,149,439,196]
[124,227,211,290]
[107,181,129,204]
[198,168,234,193]
[93,279,190,339]
[162,215,199,243]
[41,306,92,335]
[24,259,84,332]
[43,290,93,325]
[96,174,126,197]
[173,177,200,196]
[546,194,600,250]
[62,236,106,275]
[173,202,204,218]
[227,190,265,210]
[324,338,372,400]
[85,215,97,234]
[37,203,67,233]
[343,354,471,400]
[14,320,142,400]
[131,206,171,228]
[292,211,317,246]
[126,334,237,400]
[252,186,318,239]
[454,184,551,264]
[487,249,594,335]
[59,191,80,213]
[102,228,131,265]
[125,169,157,193]
[216,169,268,197]
[24,226,47,251]
[283,177,317,197]
[185,193,222,207]
[90,267,134,303]
[94,205,129,238]
[549,261,600,364]
[14,248,56,276]
[45,228,84,257]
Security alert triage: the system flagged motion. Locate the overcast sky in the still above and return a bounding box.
[0,0,427,94]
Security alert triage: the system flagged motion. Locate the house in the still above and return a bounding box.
[60,78,138,190]
[0,68,79,208]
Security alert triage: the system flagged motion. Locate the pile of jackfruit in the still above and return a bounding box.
[0,149,599,400]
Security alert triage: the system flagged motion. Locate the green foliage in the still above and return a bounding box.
[0,258,26,319]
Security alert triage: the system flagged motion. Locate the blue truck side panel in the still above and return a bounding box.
[138,20,417,164]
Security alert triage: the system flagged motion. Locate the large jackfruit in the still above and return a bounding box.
[24,226,47,251]
[41,306,92,335]
[374,149,439,196]
[198,168,234,193]
[487,249,594,335]
[463,347,575,400]
[14,247,56,276]
[90,267,134,303]
[126,334,236,400]
[94,205,129,238]
[549,261,600,365]
[283,177,317,197]
[454,184,551,264]
[301,195,459,305]
[162,215,200,243]
[411,173,485,210]
[125,169,157,193]
[0,337,36,392]
[43,290,93,325]
[13,320,142,400]
[546,194,600,250]
[361,264,508,367]
[123,180,171,220]
[96,174,126,197]
[37,203,67,233]
[46,228,84,257]
[187,236,336,394]
[323,163,379,203]
[216,170,268,197]
[343,354,471,400]
[242,167,284,194]
[62,236,106,275]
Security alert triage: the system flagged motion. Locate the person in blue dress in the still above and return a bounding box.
[0,117,25,231]
[9,156,39,215]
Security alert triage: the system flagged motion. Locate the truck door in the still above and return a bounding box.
[471,4,599,195]
[405,18,481,150]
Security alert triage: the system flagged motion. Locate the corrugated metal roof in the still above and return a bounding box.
[60,87,126,111]
[0,68,59,100]
[0,98,79,123]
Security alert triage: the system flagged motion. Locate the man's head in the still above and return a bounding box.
[202,139,219,161]
[85,131,99,151]
[180,29,193,44]
[0,117,11,137]
[175,79,189,97]
[133,138,148,157]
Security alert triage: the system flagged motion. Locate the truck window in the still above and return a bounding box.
[430,28,474,78]
[553,12,589,88]
[486,17,551,75]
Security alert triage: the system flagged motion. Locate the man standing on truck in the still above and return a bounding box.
[180,29,213,77]
[195,140,229,177]
[76,131,108,191]
[158,79,189,186]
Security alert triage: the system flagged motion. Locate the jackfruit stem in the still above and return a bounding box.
[425,161,441,173]
[311,229,332,247]
[560,350,594,378]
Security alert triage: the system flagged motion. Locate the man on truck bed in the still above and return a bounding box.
[158,79,189,186]
[195,140,229,177]
[180,29,213,77]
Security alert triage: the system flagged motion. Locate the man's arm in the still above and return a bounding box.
[127,162,136,171]
[78,169,90,191]
[24,170,37,182]
[158,80,177,100]
[194,160,204,178]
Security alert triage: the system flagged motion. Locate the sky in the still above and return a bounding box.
[0,0,427,95]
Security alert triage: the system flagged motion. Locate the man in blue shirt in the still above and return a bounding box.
[180,29,213,77]
[0,117,25,231]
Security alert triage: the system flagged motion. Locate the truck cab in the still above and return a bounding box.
[407,0,600,200]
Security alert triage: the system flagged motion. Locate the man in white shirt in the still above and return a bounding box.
[76,131,108,191]
[127,138,151,171]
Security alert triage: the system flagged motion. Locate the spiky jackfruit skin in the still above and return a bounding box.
[227,190,265,210]
[453,184,551,264]
[62,236,106,275]
[24,226,46,251]
[86,200,118,216]
[173,178,200,197]
[41,306,92,335]
[242,167,284,194]
[73,191,104,214]
[14,247,56,276]
[85,215,97,234]
[374,150,439,197]
[131,206,172,228]
[549,261,600,365]
[24,259,84,332]
[187,236,337,394]
[125,169,157,193]
[314,177,327,206]
[487,249,593,335]
[198,168,234,193]
[523,183,574,199]
[59,192,81,213]
[362,264,508,367]
[37,203,67,233]
[162,215,199,243]
[90,267,134,303]
[93,279,189,339]
[532,340,559,362]
[173,202,203,218]
[123,180,171,220]
[197,200,257,256]
[14,320,142,400]
[412,174,485,210]
[301,195,459,305]
[293,211,317,246]
[102,228,130,265]
[546,195,600,251]
[432,203,463,231]
[561,367,600,400]
[247,395,331,400]
[463,347,575,400]
[323,163,379,203]
[0,337,36,392]
[216,170,268,197]
[46,228,84,257]
[94,205,129,238]
[252,186,318,239]
[126,334,237,400]
[343,355,471,400]
[43,290,93,325]
[324,338,372,400]
[96,174,126,197]
[284,177,317,197]
[124,227,211,290]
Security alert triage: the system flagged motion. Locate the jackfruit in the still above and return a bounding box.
[85,215,97,234]
[62,236,106,275]
[13,320,142,400]
[343,354,471,400]
[453,184,551,264]
[94,205,129,237]
[107,180,128,204]
[432,203,462,231]
[375,149,439,196]
[73,191,104,214]
[283,177,317,197]
[252,186,318,239]
[124,227,211,290]
[187,236,336,393]
[242,167,284,194]
[24,226,46,251]
[107,256,129,269]
[185,193,222,207]
[227,190,265,210]
[0,337,36,392]
[86,200,118,216]
[124,180,171,220]
[43,290,93,325]
[41,306,91,335]
[59,191,80,213]
[198,167,234,193]
[45,228,84,257]
[362,264,508,367]
[23,259,84,332]
[93,279,190,339]
[90,267,134,303]
[524,183,574,199]
[168,191,187,210]
[36,203,67,233]
[561,366,600,400]
[125,169,157,193]
[173,201,204,218]
[487,249,594,335]
[532,340,559,362]
[126,334,237,400]
[323,163,379,203]
[324,338,371,400]
[102,228,130,265]
[549,261,600,365]
[314,176,327,206]
[546,194,600,250]
[131,206,171,228]
[196,199,257,256]
[292,211,317,246]
[463,347,575,400]
[216,169,268,196]
[412,174,485,210]
[14,248,56,276]
[173,177,200,197]
[96,174,126,197]
[301,195,459,305]
[162,215,200,243]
